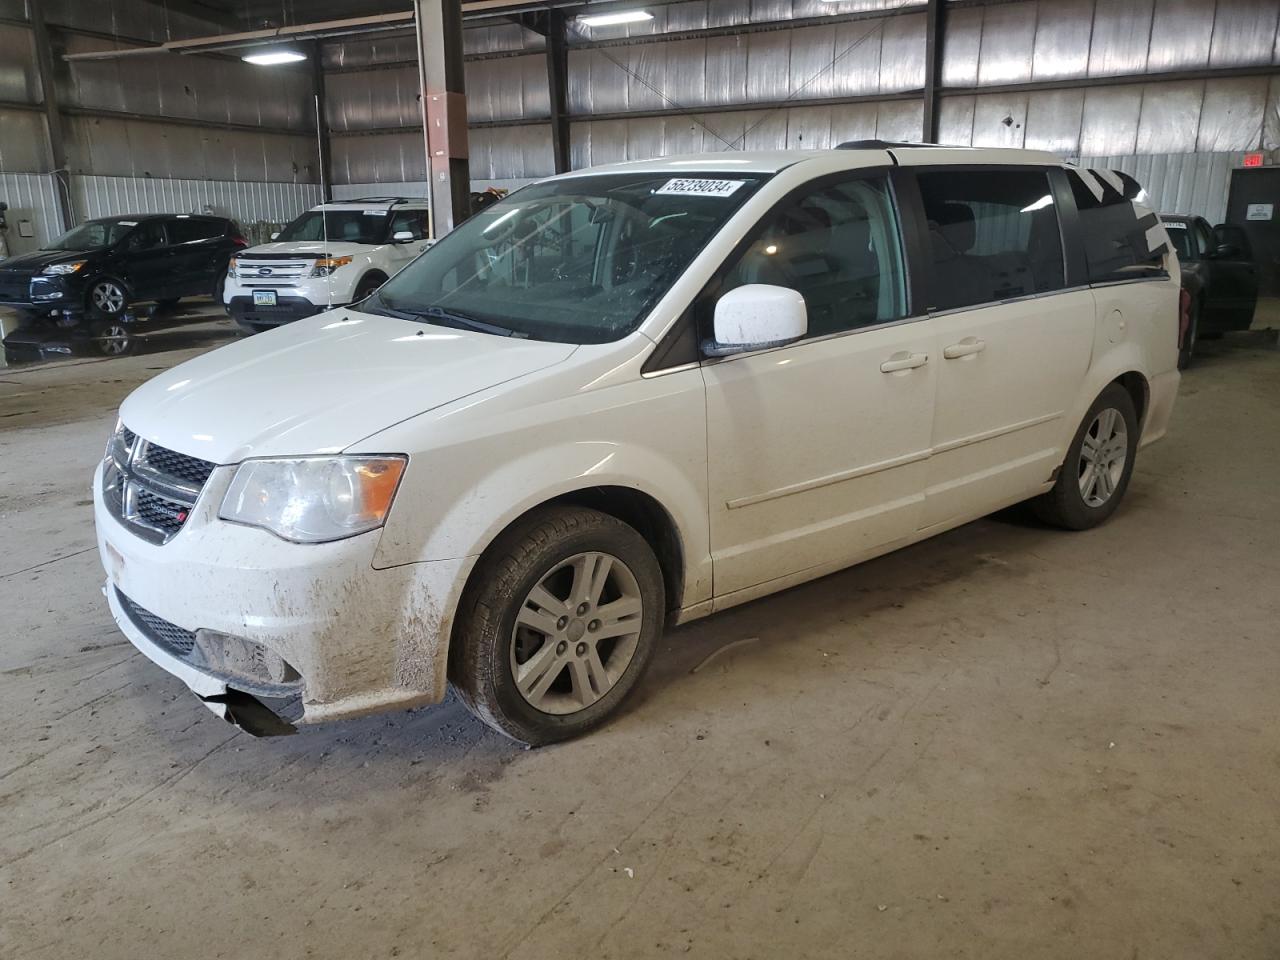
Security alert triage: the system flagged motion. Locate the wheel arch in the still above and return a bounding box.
[458,485,687,618]
[1115,370,1149,428]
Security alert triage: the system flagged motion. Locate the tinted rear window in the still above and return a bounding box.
[1069,169,1167,283]
[917,168,1066,311]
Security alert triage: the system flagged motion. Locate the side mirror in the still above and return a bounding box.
[270,231,280,241]
[392,230,415,243]
[1214,242,1240,259]
[705,284,807,357]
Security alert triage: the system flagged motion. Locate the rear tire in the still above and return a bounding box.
[1033,384,1138,530]
[449,506,665,746]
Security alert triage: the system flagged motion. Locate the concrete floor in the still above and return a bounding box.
[1,329,1278,960]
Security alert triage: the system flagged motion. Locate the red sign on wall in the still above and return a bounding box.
[1242,152,1264,168]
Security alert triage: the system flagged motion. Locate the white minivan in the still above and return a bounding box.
[96,145,1180,744]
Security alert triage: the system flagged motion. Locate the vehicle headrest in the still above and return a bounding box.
[930,201,976,254]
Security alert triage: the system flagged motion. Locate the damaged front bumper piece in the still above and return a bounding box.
[105,583,304,737]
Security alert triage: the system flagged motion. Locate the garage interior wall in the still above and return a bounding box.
[329,0,1280,224]
[1,0,1278,254]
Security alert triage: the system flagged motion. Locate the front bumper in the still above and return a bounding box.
[93,461,475,732]
[226,295,327,328]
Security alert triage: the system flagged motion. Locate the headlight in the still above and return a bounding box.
[219,456,406,543]
[227,258,238,278]
[42,261,86,275]
[310,255,353,277]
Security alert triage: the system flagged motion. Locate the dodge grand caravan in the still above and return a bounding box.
[95,145,1180,744]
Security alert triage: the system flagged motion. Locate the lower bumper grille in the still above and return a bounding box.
[118,590,196,656]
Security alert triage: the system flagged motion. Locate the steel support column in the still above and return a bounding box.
[414,0,470,237]
[545,9,571,174]
[30,0,74,230]
[922,0,944,144]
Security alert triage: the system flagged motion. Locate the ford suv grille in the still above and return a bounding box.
[236,259,312,285]
[103,426,216,544]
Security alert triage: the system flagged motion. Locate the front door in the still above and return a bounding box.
[702,172,936,601]
[912,167,1094,529]
[1226,166,1280,299]
[385,208,433,275]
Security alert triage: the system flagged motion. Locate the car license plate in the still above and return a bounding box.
[253,290,278,307]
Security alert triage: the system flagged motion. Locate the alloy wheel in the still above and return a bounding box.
[97,323,132,356]
[1078,407,1127,507]
[91,281,126,315]
[509,551,644,715]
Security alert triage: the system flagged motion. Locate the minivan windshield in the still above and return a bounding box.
[276,209,389,244]
[44,218,138,251]
[365,173,766,343]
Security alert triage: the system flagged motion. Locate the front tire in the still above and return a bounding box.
[351,274,385,304]
[449,506,665,746]
[87,279,128,318]
[1033,384,1138,530]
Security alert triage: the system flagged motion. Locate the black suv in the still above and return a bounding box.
[0,214,246,330]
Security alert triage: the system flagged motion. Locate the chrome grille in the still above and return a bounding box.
[103,425,216,544]
[118,590,196,656]
[236,259,312,285]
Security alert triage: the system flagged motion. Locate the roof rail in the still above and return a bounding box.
[337,196,418,204]
[835,140,943,150]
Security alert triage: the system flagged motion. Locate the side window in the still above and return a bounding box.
[126,221,167,252]
[718,175,907,339]
[167,218,222,245]
[1068,168,1166,283]
[1163,220,1193,261]
[388,209,428,241]
[917,169,1065,312]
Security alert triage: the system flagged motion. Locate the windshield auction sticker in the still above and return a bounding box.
[655,178,746,197]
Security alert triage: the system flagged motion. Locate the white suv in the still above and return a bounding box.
[96,146,1180,744]
[223,198,432,333]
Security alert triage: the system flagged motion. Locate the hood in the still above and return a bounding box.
[0,248,98,273]
[119,309,578,464]
[239,241,379,259]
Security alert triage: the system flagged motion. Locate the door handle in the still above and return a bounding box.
[943,337,986,359]
[880,351,929,373]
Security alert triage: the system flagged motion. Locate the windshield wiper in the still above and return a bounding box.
[414,305,523,338]
[359,294,524,338]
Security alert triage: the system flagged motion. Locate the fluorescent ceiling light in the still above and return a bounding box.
[242,49,307,65]
[577,10,654,26]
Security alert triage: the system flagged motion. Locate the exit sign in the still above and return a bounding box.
[1243,152,1265,167]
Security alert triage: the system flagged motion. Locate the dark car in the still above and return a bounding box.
[1161,214,1259,367]
[0,214,246,350]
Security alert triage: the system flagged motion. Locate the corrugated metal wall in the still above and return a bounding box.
[73,175,321,228]
[325,0,1280,215]
[2,0,1278,233]
[0,172,65,254]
